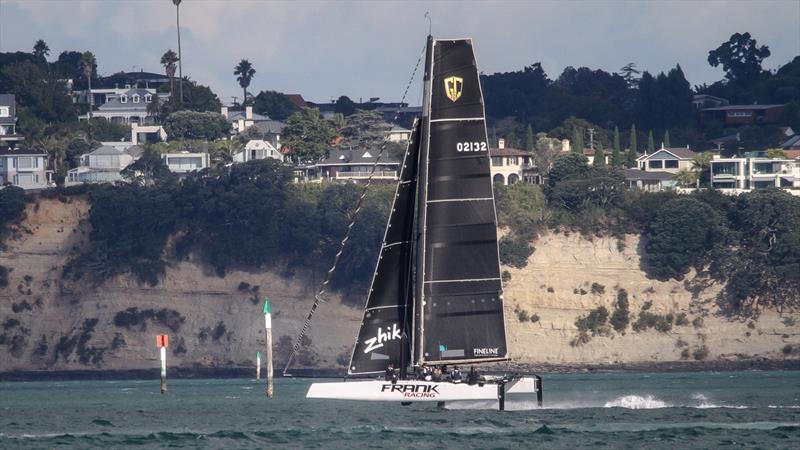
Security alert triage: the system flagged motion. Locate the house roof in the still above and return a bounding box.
[227,109,271,122]
[702,104,784,112]
[317,149,400,166]
[89,145,124,156]
[252,120,285,134]
[125,145,144,158]
[625,169,675,181]
[0,147,46,156]
[96,88,154,112]
[781,135,800,150]
[285,94,308,109]
[638,147,697,160]
[784,149,800,160]
[490,147,528,157]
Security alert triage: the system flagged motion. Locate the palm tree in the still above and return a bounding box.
[691,151,714,189]
[80,51,96,120]
[674,168,698,188]
[234,59,256,105]
[160,50,179,98]
[173,0,183,105]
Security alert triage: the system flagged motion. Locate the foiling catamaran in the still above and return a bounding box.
[305,36,542,410]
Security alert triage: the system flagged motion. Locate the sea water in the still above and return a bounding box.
[1,371,798,449]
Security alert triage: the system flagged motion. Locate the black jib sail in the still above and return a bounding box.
[415,37,508,365]
[347,120,421,375]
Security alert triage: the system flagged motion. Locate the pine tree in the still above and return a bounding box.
[626,124,638,167]
[647,130,655,153]
[611,126,622,166]
[663,129,671,148]
[593,140,606,168]
[491,126,497,147]
[572,127,584,154]
[507,128,517,148]
[524,124,534,151]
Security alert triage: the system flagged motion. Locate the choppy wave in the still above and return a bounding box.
[604,395,670,409]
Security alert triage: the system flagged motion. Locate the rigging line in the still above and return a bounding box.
[283,42,427,376]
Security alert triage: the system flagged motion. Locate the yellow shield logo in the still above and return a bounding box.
[444,76,463,102]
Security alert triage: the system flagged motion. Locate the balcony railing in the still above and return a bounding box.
[334,171,397,179]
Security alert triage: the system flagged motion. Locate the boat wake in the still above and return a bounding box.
[446,393,751,410]
[603,395,669,409]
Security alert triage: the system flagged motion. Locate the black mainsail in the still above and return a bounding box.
[415,37,507,365]
[348,36,507,376]
[348,120,420,375]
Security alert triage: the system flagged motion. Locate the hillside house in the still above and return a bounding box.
[162,151,210,174]
[0,94,23,144]
[222,106,284,148]
[701,104,785,126]
[233,140,283,163]
[490,139,532,185]
[82,88,165,124]
[66,145,140,184]
[637,146,696,173]
[710,155,800,191]
[0,147,49,189]
[316,149,399,181]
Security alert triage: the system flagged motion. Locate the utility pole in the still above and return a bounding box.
[173,0,183,106]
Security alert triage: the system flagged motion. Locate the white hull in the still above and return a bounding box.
[306,377,539,404]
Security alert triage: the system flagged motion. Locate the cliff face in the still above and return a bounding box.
[0,198,797,372]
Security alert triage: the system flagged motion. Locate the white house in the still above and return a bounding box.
[222,106,284,148]
[162,151,210,174]
[387,126,411,142]
[81,88,166,125]
[131,123,167,145]
[316,149,399,181]
[66,145,140,184]
[0,147,49,189]
[710,155,800,191]
[233,139,283,163]
[490,139,532,185]
[637,145,697,173]
[0,94,23,144]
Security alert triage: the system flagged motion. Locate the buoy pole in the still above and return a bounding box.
[264,299,274,398]
[156,334,169,395]
[256,351,261,380]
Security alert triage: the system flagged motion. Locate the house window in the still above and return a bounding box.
[508,157,519,165]
[665,160,678,169]
[17,157,33,169]
[133,95,140,103]
[648,160,663,169]
[491,157,503,167]
[727,111,752,117]
[0,106,9,117]
[145,94,152,103]
[121,96,128,103]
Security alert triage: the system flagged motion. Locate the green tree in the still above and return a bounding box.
[674,168,698,188]
[334,96,356,116]
[708,32,771,86]
[548,152,589,187]
[691,151,714,188]
[253,90,299,120]
[524,124,534,151]
[592,140,606,168]
[765,148,788,159]
[80,51,96,120]
[234,59,256,105]
[121,149,176,187]
[626,124,638,168]
[331,112,346,130]
[663,129,671,148]
[507,128,517,148]
[647,130,655,153]
[618,62,641,87]
[160,50,179,101]
[611,126,622,166]
[282,108,337,162]
[491,126,497,147]
[33,39,49,59]
[644,197,719,279]
[163,110,230,140]
[572,126,584,154]
[339,110,391,150]
[0,61,74,127]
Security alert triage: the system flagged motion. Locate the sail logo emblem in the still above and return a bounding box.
[444,76,463,102]
[363,323,402,353]
[474,347,499,357]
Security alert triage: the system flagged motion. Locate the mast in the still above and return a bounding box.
[413,35,434,367]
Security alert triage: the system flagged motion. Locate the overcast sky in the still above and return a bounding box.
[1,0,798,106]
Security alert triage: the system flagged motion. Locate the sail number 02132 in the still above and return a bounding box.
[456,141,488,152]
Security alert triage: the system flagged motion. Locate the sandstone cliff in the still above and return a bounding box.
[0,197,797,373]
